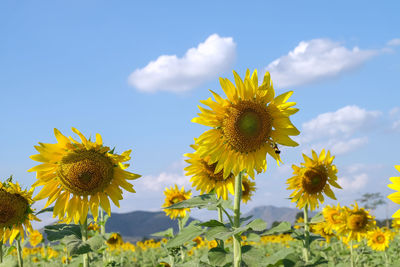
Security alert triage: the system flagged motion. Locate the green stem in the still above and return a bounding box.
[178,217,185,262]
[233,171,243,267]
[100,207,106,235]
[0,240,3,263]
[80,217,89,267]
[384,250,389,267]
[303,205,310,263]
[350,240,354,267]
[218,205,223,223]
[220,206,234,226]
[16,238,23,267]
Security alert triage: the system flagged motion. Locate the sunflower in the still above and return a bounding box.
[336,202,375,242]
[322,204,344,234]
[287,149,341,211]
[162,185,192,219]
[313,221,335,243]
[367,227,392,251]
[184,145,234,200]
[106,233,124,250]
[0,180,40,245]
[28,230,43,247]
[391,218,400,229]
[387,165,400,217]
[192,69,299,179]
[28,128,141,224]
[241,176,256,203]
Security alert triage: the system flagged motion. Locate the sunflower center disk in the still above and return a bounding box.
[302,167,328,194]
[169,195,187,205]
[202,161,226,181]
[0,190,29,228]
[57,150,114,196]
[347,212,367,231]
[223,101,272,153]
[375,234,385,244]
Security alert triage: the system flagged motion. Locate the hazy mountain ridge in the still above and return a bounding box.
[104,206,311,240]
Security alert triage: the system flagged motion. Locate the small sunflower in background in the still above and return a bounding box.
[367,227,392,251]
[391,218,400,229]
[28,128,141,224]
[184,144,234,200]
[313,221,335,243]
[287,149,341,211]
[322,203,344,234]
[106,233,124,250]
[162,185,191,219]
[387,165,400,217]
[241,176,256,203]
[192,69,299,179]
[0,179,40,245]
[336,202,375,242]
[28,230,43,247]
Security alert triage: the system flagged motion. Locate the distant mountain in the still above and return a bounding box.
[105,211,196,242]
[102,206,315,241]
[244,205,317,226]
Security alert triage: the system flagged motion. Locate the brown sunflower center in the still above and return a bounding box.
[201,160,229,181]
[222,101,272,153]
[57,149,114,196]
[242,181,250,196]
[302,167,328,194]
[107,234,123,245]
[0,190,29,228]
[347,211,367,231]
[169,194,187,205]
[375,234,385,244]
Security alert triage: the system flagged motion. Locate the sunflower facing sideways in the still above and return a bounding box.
[192,69,299,179]
[184,144,235,200]
[28,128,141,224]
[0,180,40,245]
[241,176,256,203]
[287,149,341,211]
[162,185,192,219]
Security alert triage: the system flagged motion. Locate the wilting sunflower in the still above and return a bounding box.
[184,144,234,200]
[162,185,191,219]
[241,176,256,203]
[0,180,39,245]
[287,149,341,211]
[387,165,400,217]
[28,128,141,224]
[106,233,124,250]
[28,230,43,247]
[192,69,299,179]
[336,202,375,242]
[367,227,392,251]
[322,203,344,234]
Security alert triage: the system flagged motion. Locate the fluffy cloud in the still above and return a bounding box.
[128,34,236,93]
[387,38,400,47]
[298,105,381,155]
[136,171,190,192]
[338,173,368,191]
[265,39,377,88]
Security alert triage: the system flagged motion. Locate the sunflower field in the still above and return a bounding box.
[1,69,400,267]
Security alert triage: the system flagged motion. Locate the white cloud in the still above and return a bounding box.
[298,105,381,155]
[137,171,190,192]
[265,39,378,88]
[387,38,400,47]
[128,34,236,93]
[338,173,368,191]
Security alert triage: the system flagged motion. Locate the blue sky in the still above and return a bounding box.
[1,1,400,226]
